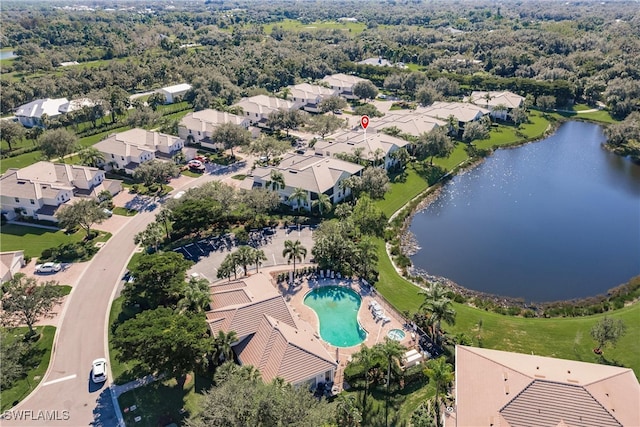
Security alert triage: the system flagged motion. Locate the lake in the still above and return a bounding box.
[0,51,16,60]
[409,121,640,302]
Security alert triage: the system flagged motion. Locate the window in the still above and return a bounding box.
[30,199,35,205]
[14,197,19,203]
[111,154,114,158]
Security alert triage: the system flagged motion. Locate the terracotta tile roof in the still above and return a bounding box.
[500,380,621,427]
[237,315,337,384]
[211,289,251,310]
[451,346,640,427]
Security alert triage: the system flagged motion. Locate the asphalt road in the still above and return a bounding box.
[2,159,254,427]
[3,211,156,426]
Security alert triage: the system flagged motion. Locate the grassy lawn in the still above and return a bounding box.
[0,224,83,258]
[433,142,469,170]
[0,150,45,174]
[118,374,211,427]
[376,166,429,218]
[231,174,246,180]
[1,326,56,411]
[181,169,202,178]
[112,207,137,216]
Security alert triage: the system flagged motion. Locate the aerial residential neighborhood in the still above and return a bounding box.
[0,1,639,427]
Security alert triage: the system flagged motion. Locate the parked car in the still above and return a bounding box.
[103,208,113,217]
[91,358,108,383]
[35,262,62,274]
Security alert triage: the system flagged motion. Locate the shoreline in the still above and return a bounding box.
[390,118,639,313]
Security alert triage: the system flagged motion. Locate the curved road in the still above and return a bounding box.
[3,161,253,426]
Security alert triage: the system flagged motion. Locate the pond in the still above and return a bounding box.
[409,121,640,302]
[0,51,17,60]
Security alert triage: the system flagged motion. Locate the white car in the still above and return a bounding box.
[173,190,186,200]
[35,262,62,274]
[91,358,108,383]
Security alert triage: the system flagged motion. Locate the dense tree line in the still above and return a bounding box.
[1,0,638,119]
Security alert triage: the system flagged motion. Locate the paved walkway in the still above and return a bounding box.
[112,374,164,398]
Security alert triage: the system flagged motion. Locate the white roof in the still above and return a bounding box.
[419,101,490,123]
[358,57,393,67]
[179,109,246,133]
[467,91,525,109]
[322,73,368,88]
[316,131,410,160]
[288,83,337,101]
[160,83,192,94]
[15,98,69,118]
[94,128,181,156]
[233,95,296,116]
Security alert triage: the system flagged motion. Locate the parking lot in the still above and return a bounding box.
[177,225,316,282]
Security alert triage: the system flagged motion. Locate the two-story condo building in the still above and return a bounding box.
[241,153,363,211]
[0,162,121,222]
[178,109,250,150]
[321,73,370,100]
[287,83,338,113]
[233,95,296,128]
[94,128,184,173]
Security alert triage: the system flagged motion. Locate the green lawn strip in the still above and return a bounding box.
[108,297,140,385]
[375,166,429,218]
[57,285,72,296]
[181,170,202,178]
[432,143,469,170]
[0,225,83,258]
[450,302,640,376]
[231,174,246,180]
[117,374,211,427]
[0,326,55,411]
[1,150,45,174]
[94,231,113,243]
[575,110,617,124]
[112,207,137,216]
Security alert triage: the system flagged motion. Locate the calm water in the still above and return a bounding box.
[0,51,16,60]
[410,121,640,302]
[304,286,367,347]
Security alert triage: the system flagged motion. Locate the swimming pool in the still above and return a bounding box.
[304,286,367,347]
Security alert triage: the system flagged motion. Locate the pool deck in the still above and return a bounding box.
[275,275,416,389]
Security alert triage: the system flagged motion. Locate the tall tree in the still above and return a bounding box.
[155,208,173,240]
[212,330,238,365]
[38,128,78,161]
[419,284,456,342]
[123,251,193,309]
[252,248,267,273]
[78,147,105,168]
[248,135,290,162]
[0,329,30,391]
[133,160,179,189]
[177,276,211,313]
[350,344,381,420]
[0,274,65,338]
[210,122,251,158]
[590,317,627,354]
[336,394,362,427]
[134,221,164,252]
[282,239,307,275]
[312,193,332,215]
[0,120,26,152]
[423,357,454,427]
[288,187,308,211]
[418,128,454,164]
[56,198,109,239]
[353,80,379,101]
[354,236,379,283]
[378,338,406,427]
[306,114,344,139]
[113,307,212,388]
[234,245,255,276]
[266,169,285,191]
[319,95,348,114]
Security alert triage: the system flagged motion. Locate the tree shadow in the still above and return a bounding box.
[597,354,626,368]
[91,387,118,427]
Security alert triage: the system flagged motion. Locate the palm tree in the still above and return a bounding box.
[423,357,454,427]
[419,284,456,343]
[213,330,238,365]
[282,239,307,275]
[390,147,410,170]
[493,103,508,121]
[312,193,332,215]
[252,248,267,273]
[377,339,406,427]
[214,361,239,384]
[234,246,255,276]
[268,170,285,191]
[354,236,378,284]
[288,187,307,212]
[78,147,105,167]
[372,148,385,167]
[336,394,362,427]
[351,345,380,420]
[280,87,291,100]
[177,276,211,313]
[446,114,458,137]
[218,253,238,280]
[155,209,173,240]
[483,92,493,108]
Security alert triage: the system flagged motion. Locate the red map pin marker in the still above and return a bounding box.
[361,115,370,129]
